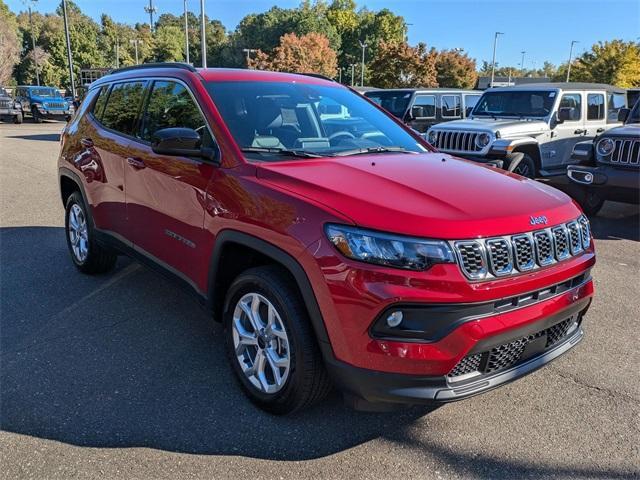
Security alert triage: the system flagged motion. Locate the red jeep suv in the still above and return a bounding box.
[58,63,595,414]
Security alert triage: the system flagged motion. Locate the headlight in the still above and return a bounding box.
[475,132,491,148]
[596,138,615,156]
[325,224,455,271]
[427,130,437,144]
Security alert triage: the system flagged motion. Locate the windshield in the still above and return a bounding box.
[206,82,426,161]
[472,90,556,118]
[363,90,412,119]
[628,101,640,124]
[31,88,61,98]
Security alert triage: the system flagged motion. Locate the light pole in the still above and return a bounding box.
[520,50,526,73]
[489,31,504,88]
[144,0,157,31]
[115,37,119,68]
[350,64,355,87]
[566,40,579,82]
[358,40,367,87]
[242,48,257,67]
[130,39,142,64]
[184,0,189,64]
[200,0,207,68]
[61,0,75,97]
[338,67,342,84]
[22,0,40,86]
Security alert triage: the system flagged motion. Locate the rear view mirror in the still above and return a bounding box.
[617,108,630,123]
[151,127,218,163]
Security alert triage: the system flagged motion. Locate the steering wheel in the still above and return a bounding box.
[329,131,356,145]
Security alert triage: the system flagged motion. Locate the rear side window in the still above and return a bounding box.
[587,93,605,120]
[442,95,461,118]
[101,81,147,136]
[607,92,626,123]
[139,80,214,147]
[464,94,481,115]
[92,86,109,120]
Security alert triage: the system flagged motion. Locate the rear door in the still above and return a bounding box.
[124,79,218,285]
[407,94,436,132]
[583,91,607,144]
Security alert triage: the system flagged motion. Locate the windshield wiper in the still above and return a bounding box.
[333,146,417,157]
[240,147,325,159]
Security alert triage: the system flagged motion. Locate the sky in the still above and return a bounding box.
[5,0,640,68]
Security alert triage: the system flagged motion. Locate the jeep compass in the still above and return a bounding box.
[58,63,595,414]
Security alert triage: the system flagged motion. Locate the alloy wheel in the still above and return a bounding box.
[231,292,291,394]
[68,203,89,262]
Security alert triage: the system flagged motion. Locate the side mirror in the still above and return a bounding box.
[617,108,630,123]
[557,107,577,123]
[151,127,218,163]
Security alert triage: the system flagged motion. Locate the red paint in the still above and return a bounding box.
[59,67,595,386]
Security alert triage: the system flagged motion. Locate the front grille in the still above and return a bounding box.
[448,317,578,380]
[45,102,65,109]
[431,130,482,153]
[611,139,640,166]
[453,215,590,281]
[0,99,10,108]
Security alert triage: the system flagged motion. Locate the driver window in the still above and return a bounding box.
[140,80,213,146]
[559,93,582,121]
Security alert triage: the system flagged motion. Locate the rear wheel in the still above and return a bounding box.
[65,192,117,274]
[224,266,331,414]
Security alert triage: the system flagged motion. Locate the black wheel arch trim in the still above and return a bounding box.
[59,167,97,230]
[207,230,332,351]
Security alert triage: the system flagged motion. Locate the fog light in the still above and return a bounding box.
[584,173,593,183]
[386,311,403,328]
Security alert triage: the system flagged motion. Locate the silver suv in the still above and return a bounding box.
[0,87,23,124]
[426,83,627,178]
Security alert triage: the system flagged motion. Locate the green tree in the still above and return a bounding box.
[152,25,184,62]
[0,0,21,85]
[565,40,640,87]
[369,40,437,88]
[435,49,477,88]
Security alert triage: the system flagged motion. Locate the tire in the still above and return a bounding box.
[14,112,23,124]
[512,153,537,178]
[31,106,43,123]
[224,266,331,414]
[64,191,117,274]
[575,188,605,216]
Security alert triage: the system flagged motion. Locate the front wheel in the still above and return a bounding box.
[575,189,605,216]
[14,112,23,124]
[512,153,537,178]
[224,266,331,414]
[65,192,117,274]
[31,106,43,123]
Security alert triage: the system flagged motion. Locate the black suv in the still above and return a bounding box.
[567,99,640,215]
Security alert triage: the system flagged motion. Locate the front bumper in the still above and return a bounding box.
[327,298,589,405]
[567,164,639,203]
[0,108,21,116]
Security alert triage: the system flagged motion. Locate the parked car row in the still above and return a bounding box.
[0,85,75,123]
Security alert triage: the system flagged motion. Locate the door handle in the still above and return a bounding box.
[80,137,94,148]
[127,157,146,169]
[574,129,586,135]
[596,128,605,133]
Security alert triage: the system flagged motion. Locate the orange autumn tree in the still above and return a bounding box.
[249,32,338,78]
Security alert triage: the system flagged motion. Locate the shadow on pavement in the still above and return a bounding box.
[7,133,61,142]
[588,201,639,242]
[0,226,434,461]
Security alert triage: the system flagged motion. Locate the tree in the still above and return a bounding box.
[0,0,21,85]
[152,25,184,62]
[566,40,640,87]
[435,49,477,88]
[249,32,338,78]
[369,40,437,88]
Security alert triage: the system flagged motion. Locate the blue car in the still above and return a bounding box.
[14,86,74,123]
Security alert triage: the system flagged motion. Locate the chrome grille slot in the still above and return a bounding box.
[431,130,482,153]
[551,225,570,260]
[455,241,487,280]
[566,221,583,255]
[612,139,640,166]
[512,234,535,271]
[533,230,554,266]
[0,100,11,108]
[452,216,590,281]
[486,238,513,276]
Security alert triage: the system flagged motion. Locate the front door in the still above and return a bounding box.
[543,91,586,168]
[124,79,218,287]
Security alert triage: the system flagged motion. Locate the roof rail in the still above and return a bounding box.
[108,62,198,76]
[300,72,335,82]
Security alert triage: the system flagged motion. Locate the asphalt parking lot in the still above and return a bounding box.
[1,121,638,480]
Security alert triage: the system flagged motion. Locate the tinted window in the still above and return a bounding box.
[139,80,213,147]
[101,81,147,135]
[473,91,555,117]
[607,92,626,123]
[364,91,413,118]
[441,95,461,118]
[206,81,426,161]
[559,93,582,120]
[464,94,481,116]
[587,93,605,120]
[412,95,435,118]
[92,86,109,120]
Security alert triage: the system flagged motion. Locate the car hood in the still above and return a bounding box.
[432,118,549,137]
[605,124,640,137]
[257,152,580,239]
